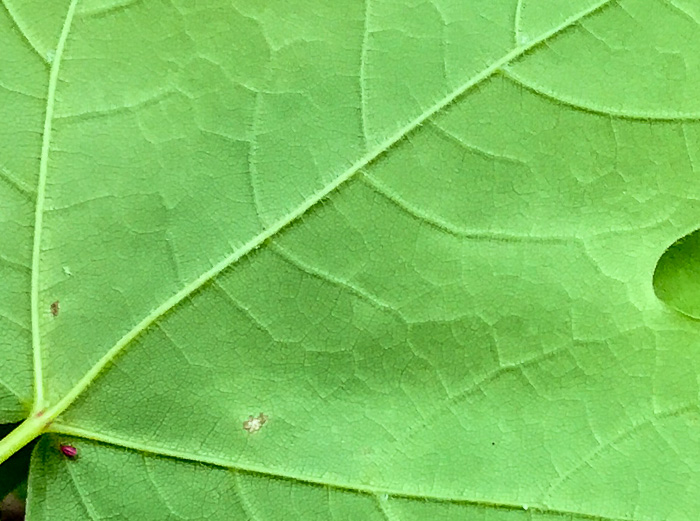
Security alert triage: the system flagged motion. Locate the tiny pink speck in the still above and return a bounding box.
[60,444,77,459]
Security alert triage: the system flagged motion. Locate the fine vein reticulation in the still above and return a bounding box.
[0,0,618,470]
[48,0,617,423]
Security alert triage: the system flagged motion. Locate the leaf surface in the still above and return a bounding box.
[1,0,700,519]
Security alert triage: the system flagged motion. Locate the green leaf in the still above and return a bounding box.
[1,0,699,519]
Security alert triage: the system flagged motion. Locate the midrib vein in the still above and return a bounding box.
[49,0,615,423]
[31,0,79,410]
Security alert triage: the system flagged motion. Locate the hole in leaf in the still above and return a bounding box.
[653,229,700,319]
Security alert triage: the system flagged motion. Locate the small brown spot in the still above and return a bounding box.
[243,413,268,433]
[50,301,59,317]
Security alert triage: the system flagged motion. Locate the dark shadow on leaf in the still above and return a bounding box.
[653,229,700,319]
[0,422,35,521]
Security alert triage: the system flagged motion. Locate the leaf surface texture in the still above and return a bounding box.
[1,0,700,519]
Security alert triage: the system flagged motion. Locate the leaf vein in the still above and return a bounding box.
[514,0,524,45]
[64,457,102,521]
[0,163,35,200]
[30,0,79,411]
[0,0,50,65]
[543,403,699,502]
[360,172,575,243]
[50,421,643,521]
[0,374,24,402]
[375,495,400,521]
[360,0,371,144]
[233,472,264,521]
[501,67,700,121]
[270,242,403,320]
[48,0,616,428]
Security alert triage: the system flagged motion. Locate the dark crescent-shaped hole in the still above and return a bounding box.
[653,228,700,319]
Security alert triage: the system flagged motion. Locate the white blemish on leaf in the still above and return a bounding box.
[243,413,268,433]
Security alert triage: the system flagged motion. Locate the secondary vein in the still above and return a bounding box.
[49,422,636,521]
[51,0,616,421]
